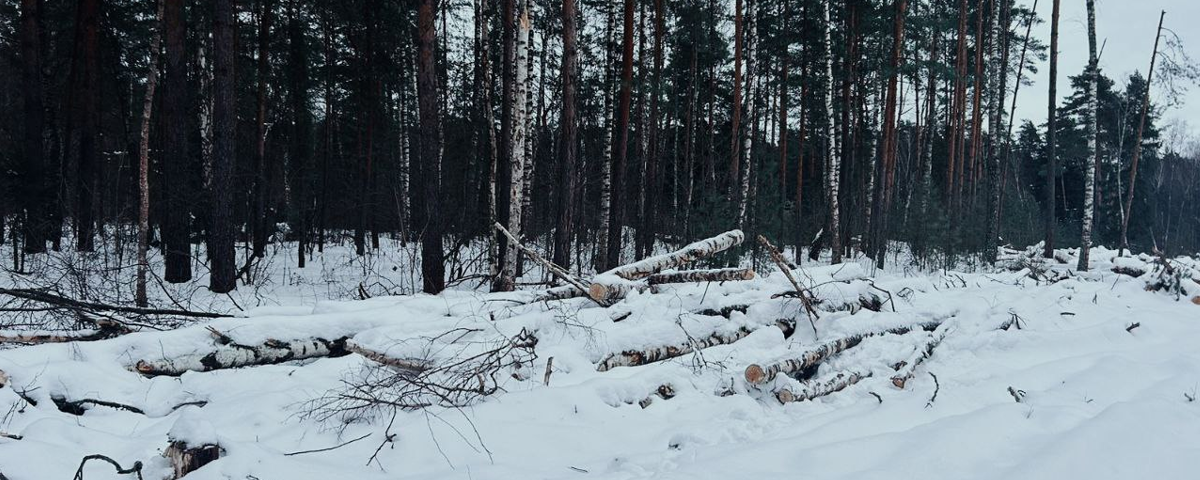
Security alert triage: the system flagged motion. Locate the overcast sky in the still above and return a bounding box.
[1012,0,1200,136]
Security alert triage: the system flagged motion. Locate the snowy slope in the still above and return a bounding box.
[1,247,1199,479]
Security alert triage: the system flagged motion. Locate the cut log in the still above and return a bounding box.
[166,441,221,479]
[776,371,871,404]
[134,335,349,376]
[607,230,744,280]
[637,384,676,408]
[597,319,796,371]
[537,285,587,302]
[346,340,430,376]
[744,321,941,385]
[647,268,755,285]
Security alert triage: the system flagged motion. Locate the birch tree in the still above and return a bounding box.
[499,1,531,290]
[1078,0,1099,271]
[824,0,842,264]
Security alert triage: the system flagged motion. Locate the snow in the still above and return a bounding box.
[1,242,1199,479]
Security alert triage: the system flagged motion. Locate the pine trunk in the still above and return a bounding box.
[136,1,165,307]
[209,0,238,293]
[417,0,446,293]
[553,0,579,270]
[162,0,191,282]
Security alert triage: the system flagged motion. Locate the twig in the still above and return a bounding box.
[0,288,228,319]
[925,372,940,408]
[757,235,820,334]
[284,432,371,456]
[869,391,883,404]
[73,454,143,480]
[543,356,554,386]
[0,431,22,440]
[367,410,398,468]
[1125,322,1141,333]
[1008,386,1026,403]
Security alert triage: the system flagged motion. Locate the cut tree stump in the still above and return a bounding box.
[166,441,221,479]
[134,335,350,376]
[597,319,797,371]
[744,321,941,386]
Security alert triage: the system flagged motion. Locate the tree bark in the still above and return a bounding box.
[605,0,636,270]
[252,0,275,259]
[162,0,192,282]
[823,0,842,264]
[209,0,238,293]
[19,0,47,254]
[417,0,446,293]
[71,0,100,252]
[1120,11,1165,254]
[136,0,166,307]
[134,332,349,376]
[597,319,795,371]
[553,0,579,270]
[1043,0,1060,259]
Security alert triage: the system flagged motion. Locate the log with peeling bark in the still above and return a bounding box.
[133,335,349,376]
[166,440,221,479]
[744,321,941,385]
[647,268,755,285]
[607,230,745,280]
[775,371,871,404]
[346,340,430,376]
[0,319,132,344]
[597,319,796,371]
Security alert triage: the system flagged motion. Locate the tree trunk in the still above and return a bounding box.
[606,0,636,270]
[417,0,446,293]
[730,0,744,196]
[874,0,908,269]
[736,0,758,230]
[1120,11,1165,254]
[1043,0,1060,259]
[1078,0,1099,270]
[595,3,617,272]
[136,0,166,307]
[985,0,1010,263]
[209,0,238,293]
[162,0,192,282]
[19,0,47,255]
[134,334,349,376]
[499,1,531,291]
[553,0,579,270]
[823,0,842,264]
[72,0,101,252]
[252,1,274,259]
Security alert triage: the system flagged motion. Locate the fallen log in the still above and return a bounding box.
[890,325,949,389]
[776,371,872,404]
[0,319,132,344]
[744,321,941,386]
[637,384,677,408]
[607,230,744,281]
[134,335,350,376]
[693,304,750,318]
[597,319,797,372]
[52,395,145,416]
[346,341,430,376]
[646,268,755,285]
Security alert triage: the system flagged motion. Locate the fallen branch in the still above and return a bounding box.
[0,319,132,344]
[891,325,950,389]
[494,223,604,307]
[744,321,942,386]
[0,431,21,440]
[775,371,872,404]
[134,334,350,376]
[926,372,940,407]
[757,235,820,323]
[0,288,229,320]
[1126,322,1141,333]
[73,454,143,480]
[52,396,145,416]
[284,432,371,457]
[598,319,797,372]
[693,304,750,318]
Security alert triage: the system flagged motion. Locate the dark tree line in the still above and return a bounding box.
[0,0,1197,299]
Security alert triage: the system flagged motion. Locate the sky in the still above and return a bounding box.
[1012,0,1200,139]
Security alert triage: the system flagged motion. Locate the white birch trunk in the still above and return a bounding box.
[521,19,536,233]
[596,4,617,270]
[823,0,842,264]
[1078,0,1099,271]
[136,1,165,308]
[501,3,532,287]
[736,0,757,229]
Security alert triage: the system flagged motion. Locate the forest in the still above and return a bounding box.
[0,0,1197,297]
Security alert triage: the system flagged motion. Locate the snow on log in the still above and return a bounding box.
[646,268,755,285]
[166,441,220,479]
[637,384,677,408]
[597,319,797,372]
[607,230,744,281]
[537,285,587,302]
[775,371,872,404]
[744,321,941,386]
[133,334,349,376]
[890,325,948,389]
[587,279,644,304]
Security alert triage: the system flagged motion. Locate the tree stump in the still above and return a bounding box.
[165,441,221,479]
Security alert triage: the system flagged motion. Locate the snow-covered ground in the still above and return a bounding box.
[1,240,1198,479]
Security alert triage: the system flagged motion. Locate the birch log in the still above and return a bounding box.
[890,325,948,389]
[744,321,941,385]
[346,340,430,376]
[606,230,744,280]
[134,336,349,376]
[647,268,755,285]
[775,370,871,404]
[597,319,796,371]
